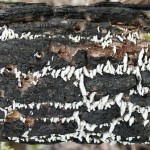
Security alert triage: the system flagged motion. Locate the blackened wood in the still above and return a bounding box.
[0,2,150,144]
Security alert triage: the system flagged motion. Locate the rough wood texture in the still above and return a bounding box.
[0,2,150,144]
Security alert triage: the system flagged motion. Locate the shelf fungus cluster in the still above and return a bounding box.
[0,2,150,145]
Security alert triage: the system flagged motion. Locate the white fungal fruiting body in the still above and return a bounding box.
[89,92,97,103]
[112,45,117,54]
[1,25,150,144]
[142,109,148,120]
[115,93,124,107]
[103,61,115,75]
[123,53,128,72]
[36,103,41,110]
[138,48,145,66]
[0,108,7,118]
[83,66,90,77]
[116,35,124,42]
[0,26,42,41]
[67,66,75,80]
[116,65,123,75]
[22,129,31,137]
[120,101,127,116]
[143,120,149,127]
[79,74,87,96]
[124,114,131,122]
[129,117,134,126]
[34,52,41,58]
[96,64,104,75]
[51,69,56,78]
[68,35,81,42]
[41,67,48,77]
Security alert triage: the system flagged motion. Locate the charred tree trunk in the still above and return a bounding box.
[0,2,150,144]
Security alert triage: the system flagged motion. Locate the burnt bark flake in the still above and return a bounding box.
[0,2,150,144]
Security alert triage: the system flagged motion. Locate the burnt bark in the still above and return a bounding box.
[0,2,150,144]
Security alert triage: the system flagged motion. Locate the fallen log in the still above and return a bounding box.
[0,2,150,144]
